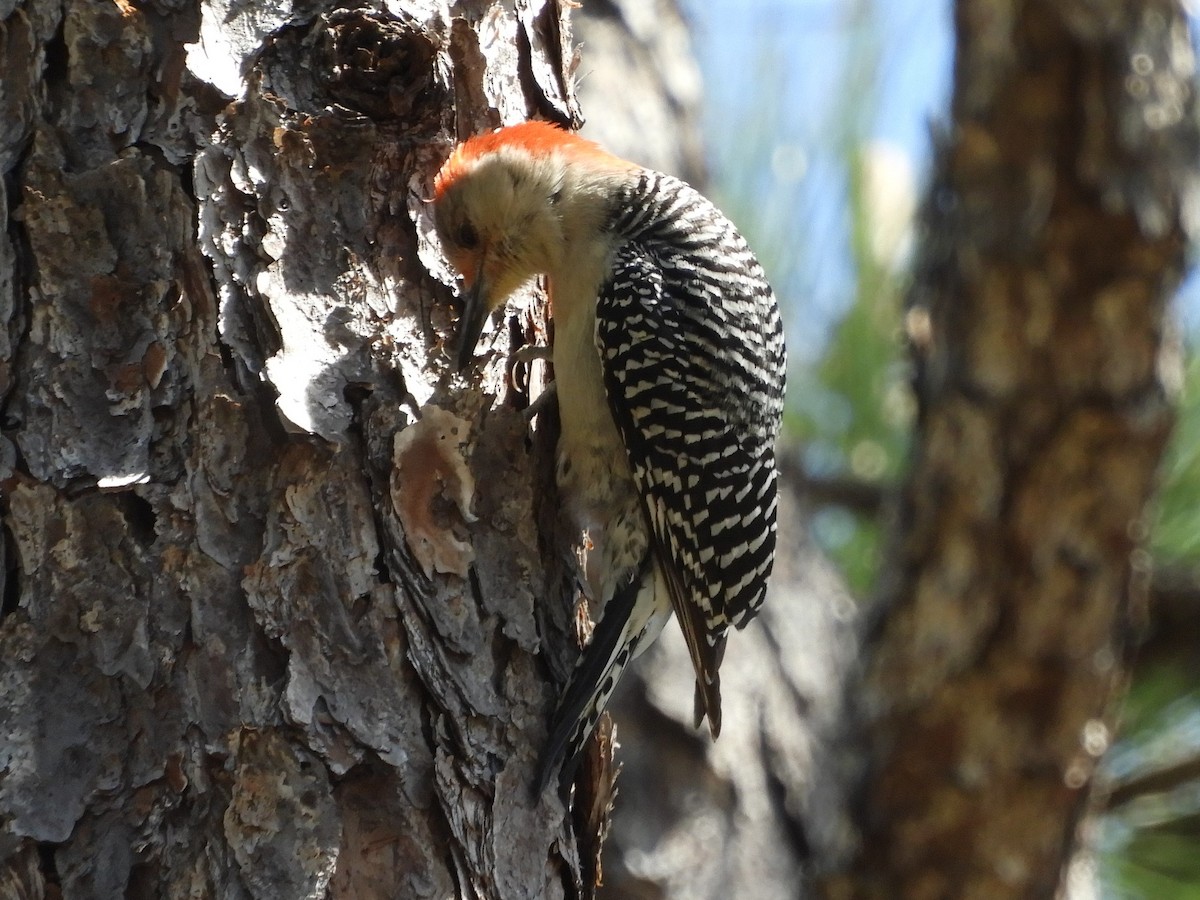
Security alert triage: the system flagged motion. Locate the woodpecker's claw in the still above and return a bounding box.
[513,344,552,366]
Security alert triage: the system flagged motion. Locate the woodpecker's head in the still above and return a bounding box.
[433,121,634,370]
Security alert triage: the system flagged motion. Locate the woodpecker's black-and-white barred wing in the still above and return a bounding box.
[597,172,787,735]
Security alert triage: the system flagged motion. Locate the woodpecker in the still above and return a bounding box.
[432,121,786,790]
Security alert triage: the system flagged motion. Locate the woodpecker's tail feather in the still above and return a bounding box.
[536,558,667,794]
[692,633,727,738]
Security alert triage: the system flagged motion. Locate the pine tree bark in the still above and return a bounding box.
[0,1,592,896]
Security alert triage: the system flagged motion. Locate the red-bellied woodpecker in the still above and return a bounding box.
[432,121,786,791]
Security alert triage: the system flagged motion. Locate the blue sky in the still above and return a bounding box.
[680,0,953,161]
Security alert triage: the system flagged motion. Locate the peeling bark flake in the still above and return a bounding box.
[391,405,478,578]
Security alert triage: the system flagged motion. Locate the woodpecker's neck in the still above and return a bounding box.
[543,165,637,315]
[541,165,642,495]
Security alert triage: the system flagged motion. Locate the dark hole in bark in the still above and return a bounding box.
[118,492,158,547]
[1,523,19,619]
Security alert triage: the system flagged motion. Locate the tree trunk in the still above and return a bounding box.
[0,1,593,896]
[824,1,1197,897]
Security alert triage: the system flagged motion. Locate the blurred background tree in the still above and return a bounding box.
[681,0,1200,896]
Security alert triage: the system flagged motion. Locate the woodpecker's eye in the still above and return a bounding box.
[457,223,480,249]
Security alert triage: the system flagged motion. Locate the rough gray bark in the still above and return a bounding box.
[0,1,595,897]
[822,2,1198,897]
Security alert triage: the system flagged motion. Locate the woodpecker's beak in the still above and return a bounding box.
[455,275,488,372]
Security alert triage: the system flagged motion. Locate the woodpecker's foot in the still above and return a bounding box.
[509,344,553,415]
